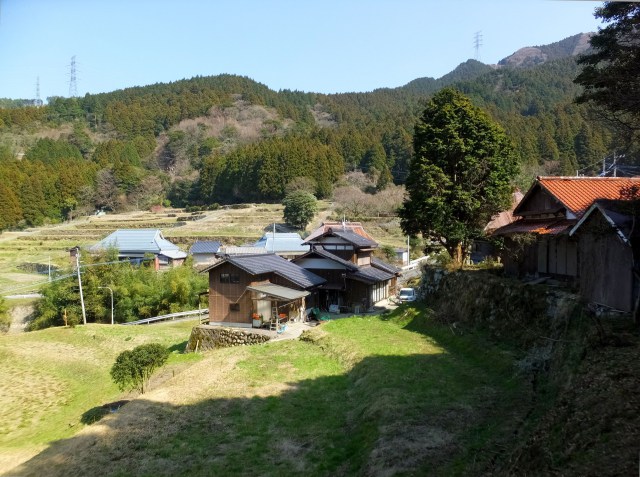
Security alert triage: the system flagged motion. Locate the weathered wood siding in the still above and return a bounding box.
[576,214,634,312]
[208,262,253,324]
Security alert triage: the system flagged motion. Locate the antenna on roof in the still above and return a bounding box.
[272,222,275,253]
[342,214,346,231]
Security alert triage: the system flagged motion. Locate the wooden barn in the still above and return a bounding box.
[493,176,640,279]
[569,199,639,313]
[202,253,325,328]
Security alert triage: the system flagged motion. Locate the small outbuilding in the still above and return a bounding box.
[569,199,639,313]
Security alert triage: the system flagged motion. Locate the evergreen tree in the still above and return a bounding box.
[399,88,517,264]
[575,2,640,141]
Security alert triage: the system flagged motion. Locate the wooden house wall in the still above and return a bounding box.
[208,262,253,324]
[539,236,578,278]
[576,214,634,312]
[517,188,564,216]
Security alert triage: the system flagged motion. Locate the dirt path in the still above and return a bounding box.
[7,305,34,334]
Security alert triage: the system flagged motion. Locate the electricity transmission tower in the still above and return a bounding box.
[474,31,483,61]
[34,76,43,107]
[68,55,78,97]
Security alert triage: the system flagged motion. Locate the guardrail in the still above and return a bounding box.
[401,255,430,272]
[121,309,209,326]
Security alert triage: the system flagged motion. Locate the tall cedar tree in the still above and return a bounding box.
[400,88,517,264]
[575,3,640,143]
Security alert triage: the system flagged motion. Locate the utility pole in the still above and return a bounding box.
[76,250,87,325]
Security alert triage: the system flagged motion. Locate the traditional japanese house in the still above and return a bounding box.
[493,176,640,278]
[293,221,400,312]
[202,253,325,328]
[89,229,187,268]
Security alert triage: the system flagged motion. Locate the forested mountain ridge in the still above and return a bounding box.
[0,33,620,229]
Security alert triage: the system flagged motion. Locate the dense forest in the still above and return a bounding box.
[0,33,626,230]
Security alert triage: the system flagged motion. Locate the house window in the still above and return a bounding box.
[220,273,240,284]
[229,303,240,311]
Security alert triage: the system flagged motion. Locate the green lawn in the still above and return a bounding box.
[0,320,201,472]
[4,305,527,476]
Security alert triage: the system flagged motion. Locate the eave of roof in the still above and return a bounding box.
[493,218,574,236]
[569,200,635,244]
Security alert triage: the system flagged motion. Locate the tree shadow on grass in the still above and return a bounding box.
[7,328,528,477]
[168,340,188,353]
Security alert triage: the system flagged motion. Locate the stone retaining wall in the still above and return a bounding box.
[185,325,272,352]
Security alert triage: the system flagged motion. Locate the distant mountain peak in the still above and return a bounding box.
[498,32,592,68]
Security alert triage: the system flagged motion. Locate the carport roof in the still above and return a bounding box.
[246,283,310,301]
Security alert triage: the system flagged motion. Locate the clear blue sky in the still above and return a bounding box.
[0,0,605,100]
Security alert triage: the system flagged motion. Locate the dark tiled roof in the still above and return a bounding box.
[203,253,325,289]
[330,230,378,248]
[297,246,359,271]
[350,266,395,284]
[190,240,221,254]
[371,257,401,274]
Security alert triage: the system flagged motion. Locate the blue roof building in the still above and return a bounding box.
[253,232,309,258]
[90,229,187,266]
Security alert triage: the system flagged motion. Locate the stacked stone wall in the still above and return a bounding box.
[185,325,271,352]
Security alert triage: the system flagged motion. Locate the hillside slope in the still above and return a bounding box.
[6,310,527,477]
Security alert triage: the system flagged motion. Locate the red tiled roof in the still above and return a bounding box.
[535,176,640,218]
[494,218,574,236]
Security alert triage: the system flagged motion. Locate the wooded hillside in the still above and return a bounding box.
[0,33,624,229]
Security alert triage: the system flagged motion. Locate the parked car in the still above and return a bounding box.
[398,288,416,302]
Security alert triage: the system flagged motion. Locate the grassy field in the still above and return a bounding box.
[4,305,527,476]
[0,320,201,472]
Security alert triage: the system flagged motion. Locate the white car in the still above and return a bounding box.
[398,288,416,302]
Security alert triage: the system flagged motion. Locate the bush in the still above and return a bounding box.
[283,191,317,230]
[110,343,169,394]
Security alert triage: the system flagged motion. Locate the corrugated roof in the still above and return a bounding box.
[303,221,377,244]
[159,250,188,259]
[246,283,310,301]
[220,246,269,256]
[90,229,182,254]
[516,177,640,218]
[254,232,310,253]
[190,241,221,254]
[202,253,325,289]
